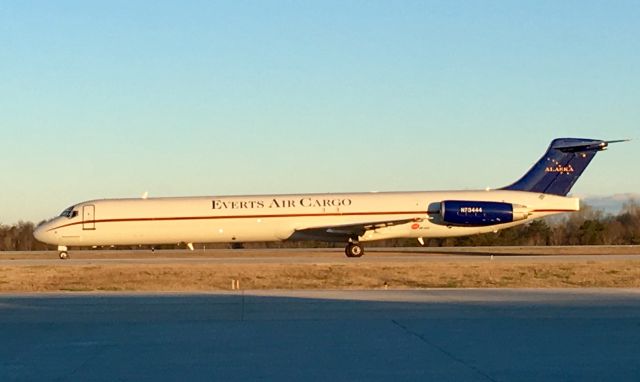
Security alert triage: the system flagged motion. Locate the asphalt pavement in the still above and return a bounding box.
[1,289,640,381]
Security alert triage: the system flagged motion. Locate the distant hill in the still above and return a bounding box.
[579,193,640,214]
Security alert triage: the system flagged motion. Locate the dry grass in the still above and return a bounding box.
[1,260,640,292]
[2,246,639,292]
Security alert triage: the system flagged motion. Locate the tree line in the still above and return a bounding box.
[1,200,639,251]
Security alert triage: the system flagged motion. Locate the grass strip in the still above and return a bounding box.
[1,260,639,292]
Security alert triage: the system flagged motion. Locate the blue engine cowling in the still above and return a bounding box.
[441,200,528,226]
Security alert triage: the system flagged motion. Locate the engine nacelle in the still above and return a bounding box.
[440,200,530,226]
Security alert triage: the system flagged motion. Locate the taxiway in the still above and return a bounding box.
[2,289,640,381]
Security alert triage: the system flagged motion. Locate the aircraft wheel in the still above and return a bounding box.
[345,243,364,258]
[59,251,69,260]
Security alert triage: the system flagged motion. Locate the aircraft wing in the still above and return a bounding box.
[289,218,419,242]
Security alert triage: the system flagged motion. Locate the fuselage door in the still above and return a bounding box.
[83,205,95,230]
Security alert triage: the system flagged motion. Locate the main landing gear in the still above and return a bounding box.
[58,246,69,260]
[345,242,364,258]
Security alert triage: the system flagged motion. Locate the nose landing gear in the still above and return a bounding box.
[58,246,69,260]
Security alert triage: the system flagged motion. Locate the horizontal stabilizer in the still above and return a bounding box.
[553,139,629,152]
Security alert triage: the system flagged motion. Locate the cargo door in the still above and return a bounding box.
[83,205,95,230]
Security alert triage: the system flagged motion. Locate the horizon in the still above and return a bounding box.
[2,1,638,224]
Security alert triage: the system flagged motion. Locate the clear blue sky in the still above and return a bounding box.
[1,1,638,224]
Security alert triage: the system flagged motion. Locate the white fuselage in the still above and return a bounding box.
[34,190,578,247]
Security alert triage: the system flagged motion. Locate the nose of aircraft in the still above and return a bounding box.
[33,222,56,244]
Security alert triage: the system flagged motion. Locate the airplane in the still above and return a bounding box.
[34,137,626,259]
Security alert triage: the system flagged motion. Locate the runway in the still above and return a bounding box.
[2,289,640,381]
[2,245,640,266]
[3,254,640,266]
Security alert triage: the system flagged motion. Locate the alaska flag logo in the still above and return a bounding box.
[502,138,624,196]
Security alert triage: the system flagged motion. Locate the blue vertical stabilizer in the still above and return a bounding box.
[502,138,621,196]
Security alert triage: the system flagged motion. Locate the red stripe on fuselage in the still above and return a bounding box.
[47,208,576,232]
[47,210,433,231]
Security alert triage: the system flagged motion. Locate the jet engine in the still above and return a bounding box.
[440,200,530,226]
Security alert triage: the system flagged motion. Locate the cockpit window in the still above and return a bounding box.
[60,206,76,218]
